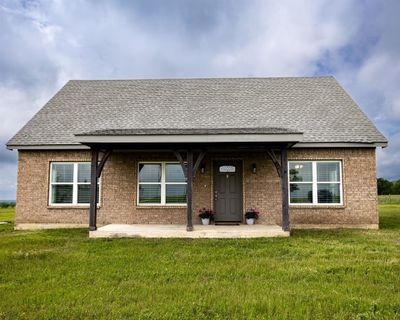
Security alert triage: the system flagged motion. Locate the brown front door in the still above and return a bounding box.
[213,160,243,222]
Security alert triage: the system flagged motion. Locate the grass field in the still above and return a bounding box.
[378,194,400,204]
[0,206,399,319]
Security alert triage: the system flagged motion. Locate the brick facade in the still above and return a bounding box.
[15,148,378,229]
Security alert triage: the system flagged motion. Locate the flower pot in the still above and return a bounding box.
[201,218,210,225]
[246,218,255,225]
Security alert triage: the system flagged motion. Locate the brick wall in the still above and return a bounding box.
[15,148,378,228]
[16,151,91,225]
[288,148,378,228]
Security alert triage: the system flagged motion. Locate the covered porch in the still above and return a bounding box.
[75,128,303,235]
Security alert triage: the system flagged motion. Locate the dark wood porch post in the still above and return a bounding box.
[89,148,99,231]
[186,150,194,231]
[280,146,289,231]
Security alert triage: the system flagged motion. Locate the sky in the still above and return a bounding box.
[0,0,399,200]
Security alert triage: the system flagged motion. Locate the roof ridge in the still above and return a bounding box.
[77,127,303,136]
[67,76,335,82]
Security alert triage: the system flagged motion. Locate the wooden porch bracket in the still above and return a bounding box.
[173,150,187,177]
[193,150,206,178]
[266,149,281,177]
[280,146,290,232]
[97,149,113,178]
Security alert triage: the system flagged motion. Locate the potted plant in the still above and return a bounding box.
[198,208,214,225]
[245,208,260,225]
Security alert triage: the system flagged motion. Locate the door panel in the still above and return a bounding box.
[229,175,238,193]
[213,161,243,222]
[229,199,240,215]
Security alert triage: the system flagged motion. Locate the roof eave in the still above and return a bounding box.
[75,133,304,144]
[294,142,388,148]
[6,144,90,151]
[6,140,388,150]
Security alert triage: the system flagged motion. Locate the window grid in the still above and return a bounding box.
[138,162,187,206]
[288,160,343,205]
[49,162,100,206]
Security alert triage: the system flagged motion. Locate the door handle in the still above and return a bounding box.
[214,191,218,200]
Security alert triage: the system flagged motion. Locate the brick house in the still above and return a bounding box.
[6,77,387,234]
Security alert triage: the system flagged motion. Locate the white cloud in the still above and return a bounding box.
[377,132,400,180]
[356,53,400,120]
[0,162,16,200]
[210,0,356,77]
[0,86,50,139]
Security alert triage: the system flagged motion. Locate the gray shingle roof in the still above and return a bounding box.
[7,76,387,147]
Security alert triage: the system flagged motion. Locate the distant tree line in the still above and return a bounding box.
[377,178,400,195]
[0,202,15,208]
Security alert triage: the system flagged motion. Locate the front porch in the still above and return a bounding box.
[82,145,295,233]
[89,223,289,238]
[75,128,304,234]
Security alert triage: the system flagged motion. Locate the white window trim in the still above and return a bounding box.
[288,160,343,206]
[137,162,187,206]
[49,162,101,206]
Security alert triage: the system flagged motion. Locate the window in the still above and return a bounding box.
[289,161,342,205]
[49,163,99,205]
[219,165,236,173]
[138,162,186,205]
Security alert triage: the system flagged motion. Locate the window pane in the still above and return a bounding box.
[289,162,312,182]
[77,184,99,204]
[290,183,313,203]
[78,163,91,183]
[139,164,161,182]
[51,164,74,183]
[317,162,340,182]
[219,165,236,173]
[317,183,341,203]
[139,184,161,204]
[166,164,185,182]
[51,185,73,204]
[166,184,186,203]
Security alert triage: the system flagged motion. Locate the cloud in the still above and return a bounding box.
[0,162,17,200]
[0,0,364,80]
[0,0,399,200]
[377,132,400,180]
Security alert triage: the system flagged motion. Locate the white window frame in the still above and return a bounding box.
[288,160,343,206]
[137,162,187,206]
[49,162,100,206]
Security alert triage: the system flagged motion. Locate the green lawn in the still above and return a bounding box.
[379,194,400,204]
[0,207,399,319]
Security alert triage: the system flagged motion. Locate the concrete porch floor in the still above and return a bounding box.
[89,224,289,239]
